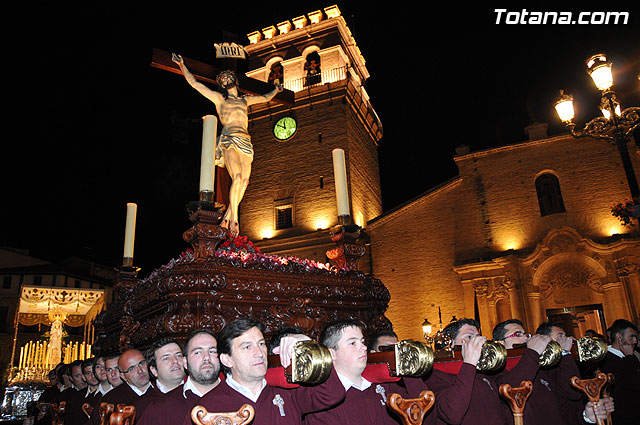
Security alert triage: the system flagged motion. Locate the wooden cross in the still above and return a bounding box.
[272,394,286,416]
[150,48,295,106]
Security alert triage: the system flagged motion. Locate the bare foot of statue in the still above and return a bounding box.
[221,209,239,238]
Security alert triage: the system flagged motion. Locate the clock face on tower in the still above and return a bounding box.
[273,116,297,141]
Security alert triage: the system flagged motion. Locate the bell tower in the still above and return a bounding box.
[239,5,383,266]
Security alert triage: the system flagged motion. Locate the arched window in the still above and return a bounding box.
[268,62,284,85]
[535,173,566,216]
[304,51,321,86]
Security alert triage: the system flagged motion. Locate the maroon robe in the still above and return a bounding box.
[598,350,640,425]
[183,368,345,425]
[87,382,147,425]
[522,354,588,425]
[305,378,416,425]
[61,387,88,425]
[423,362,476,425]
[137,382,201,425]
[431,348,541,425]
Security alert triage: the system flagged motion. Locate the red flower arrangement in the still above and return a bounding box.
[611,197,640,226]
[218,235,261,254]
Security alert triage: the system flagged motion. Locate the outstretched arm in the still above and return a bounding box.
[245,84,283,106]
[172,53,224,105]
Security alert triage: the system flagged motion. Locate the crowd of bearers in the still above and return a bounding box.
[492,319,613,425]
[34,315,638,425]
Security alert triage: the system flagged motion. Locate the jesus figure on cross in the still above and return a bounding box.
[172,53,283,237]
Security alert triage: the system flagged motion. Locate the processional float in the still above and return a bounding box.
[94,47,611,425]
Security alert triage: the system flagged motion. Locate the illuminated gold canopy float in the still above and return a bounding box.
[10,285,105,384]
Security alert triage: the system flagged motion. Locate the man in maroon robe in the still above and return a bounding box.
[182,318,345,425]
[305,319,484,425]
[104,354,123,389]
[493,320,611,425]
[135,336,187,415]
[433,318,551,425]
[93,356,112,396]
[63,360,90,425]
[599,319,639,425]
[367,329,398,353]
[138,329,222,425]
[36,369,59,425]
[88,349,155,425]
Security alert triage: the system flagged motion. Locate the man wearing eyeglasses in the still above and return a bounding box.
[436,318,546,425]
[493,319,610,425]
[88,349,154,425]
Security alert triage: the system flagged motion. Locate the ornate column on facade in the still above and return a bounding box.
[504,275,524,323]
[613,259,640,321]
[602,281,633,322]
[474,280,492,335]
[527,292,544,331]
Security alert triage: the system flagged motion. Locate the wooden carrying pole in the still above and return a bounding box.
[570,372,609,425]
[387,390,435,425]
[499,381,533,425]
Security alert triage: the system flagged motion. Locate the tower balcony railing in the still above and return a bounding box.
[283,66,348,92]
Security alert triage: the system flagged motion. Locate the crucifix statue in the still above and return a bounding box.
[150,48,294,237]
[172,53,282,237]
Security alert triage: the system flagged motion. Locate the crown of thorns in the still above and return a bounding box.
[216,70,238,88]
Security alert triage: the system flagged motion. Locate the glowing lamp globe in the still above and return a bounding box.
[586,54,613,91]
[554,91,575,123]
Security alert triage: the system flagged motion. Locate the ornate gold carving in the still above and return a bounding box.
[290,340,333,384]
[576,336,607,363]
[395,340,434,377]
[476,340,507,372]
[538,262,602,301]
[539,340,562,367]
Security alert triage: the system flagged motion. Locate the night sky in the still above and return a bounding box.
[3,3,639,275]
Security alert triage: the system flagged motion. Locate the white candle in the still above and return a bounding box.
[332,148,350,217]
[199,115,218,194]
[123,203,137,259]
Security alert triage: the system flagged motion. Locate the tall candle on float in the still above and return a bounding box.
[123,203,137,266]
[199,115,217,201]
[332,149,350,219]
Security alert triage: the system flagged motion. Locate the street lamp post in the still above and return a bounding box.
[554,53,640,199]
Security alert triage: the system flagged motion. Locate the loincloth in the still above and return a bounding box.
[215,133,253,167]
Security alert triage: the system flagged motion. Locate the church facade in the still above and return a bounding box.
[368,125,640,341]
[237,6,640,342]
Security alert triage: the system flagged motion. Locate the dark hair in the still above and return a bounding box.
[103,354,120,367]
[535,322,562,336]
[367,329,398,351]
[92,356,104,375]
[145,337,182,370]
[443,318,480,341]
[218,319,264,375]
[269,326,304,355]
[609,319,637,341]
[82,357,96,371]
[492,319,524,341]
[319,319,364,350]
[183,328,217,357]
[56,363,68,382]
[70,359,83,375]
